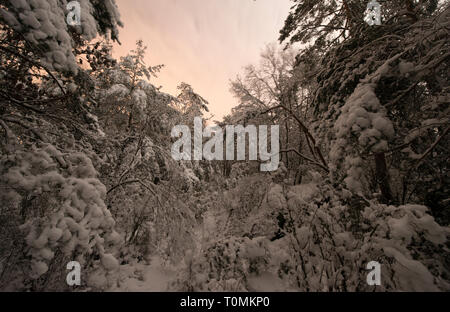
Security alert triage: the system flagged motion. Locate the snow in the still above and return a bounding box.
[267,184,287,210]
[110,257,176,292]
[48,227,63,242]
[383,246,439,291]
[132,89,148,111]
[1,0,122,73]
[388,215,414,243]
[31,261,48,277]
[101,253,119,271]
[399,60,414,75]
[1,0,449,293]
[1,143,120,278]
[287,182,319,203]
[184,168,200,184]
[106,84,129,98]
[330,55,398,192]
[247,272,285,291]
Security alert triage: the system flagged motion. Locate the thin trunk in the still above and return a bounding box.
[342,0,353,31]
[285,117,289,168]
[128,106,133,129]
[374,152,394,204]
[404,0,418,22]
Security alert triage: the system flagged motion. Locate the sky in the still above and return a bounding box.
[113,0,292,121]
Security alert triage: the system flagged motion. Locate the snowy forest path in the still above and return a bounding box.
[109,256,176,291]
[110,187,229,291]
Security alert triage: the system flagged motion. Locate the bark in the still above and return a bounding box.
[223,161,232,177]
[374,152,395,204]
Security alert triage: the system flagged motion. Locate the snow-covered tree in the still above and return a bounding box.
[229,44,328,178]
[0,0,122,74]
[282,1,449,211]
[94,40,166,132]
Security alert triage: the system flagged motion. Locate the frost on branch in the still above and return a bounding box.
[0,143,120,284]
[0,0,122,74]
[330,55,399,194]
[173,173,450,291]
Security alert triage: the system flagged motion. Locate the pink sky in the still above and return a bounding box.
[113,0,292,121]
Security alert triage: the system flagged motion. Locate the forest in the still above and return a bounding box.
[0,0,448,292]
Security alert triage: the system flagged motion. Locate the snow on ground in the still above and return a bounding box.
[110,191,227,292]
[110,256,177,292]
[247,272,286,292]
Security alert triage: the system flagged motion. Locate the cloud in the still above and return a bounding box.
[113,0,292,120]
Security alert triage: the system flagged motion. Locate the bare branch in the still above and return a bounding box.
[261,104,329,169]
[0,90,45,114]
[280,148,329,172]
[0,119,12,144]
[0,45,66,95]
[3,117,47,142]
[414,126,449,168]
[107,179,163,207]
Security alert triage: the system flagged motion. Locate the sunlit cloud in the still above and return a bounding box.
[113,0,292,120]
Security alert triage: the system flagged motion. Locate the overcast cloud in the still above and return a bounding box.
[113,0,292,120]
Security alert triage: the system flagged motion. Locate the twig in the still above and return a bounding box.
[2,117,47,142]
[0,46,66,95]
[0,90,45,114]
[262,104,329,169]
[414,126,449,169]
[385,82,419,108]
[280,148,329,172]
[0,119,12,144]
[107,179,163,207]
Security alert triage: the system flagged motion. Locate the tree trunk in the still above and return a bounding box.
[128,111,133,129]
[223,161,232,177]
[374,152,394,204]
[285,118,289,168]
